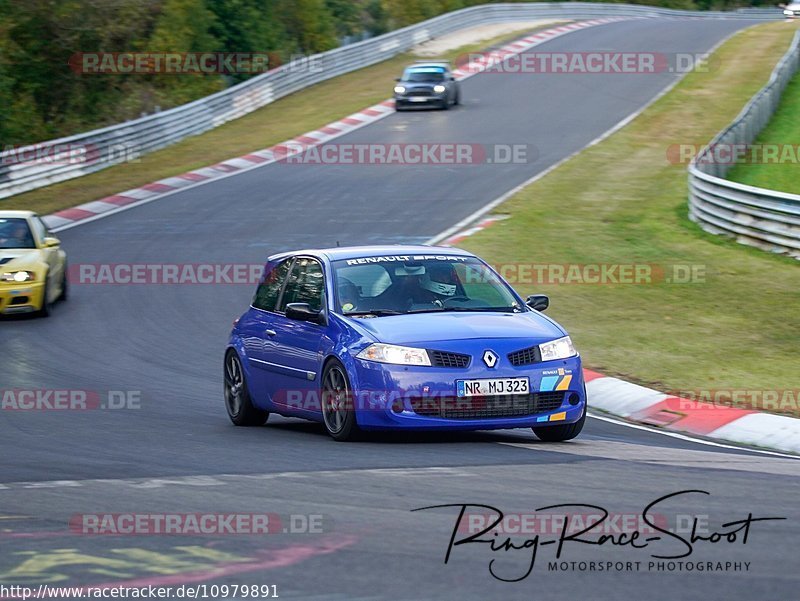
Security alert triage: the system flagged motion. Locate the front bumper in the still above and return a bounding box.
[0,281,44,314]
[349,350,585,431]
[394,93,446,107]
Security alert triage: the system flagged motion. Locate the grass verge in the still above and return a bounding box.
[4,23,562,216]
[726,65,800,194]
[459,21,800,415]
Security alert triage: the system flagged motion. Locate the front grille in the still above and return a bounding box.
[406,88,433,97]
[429,350,470,368]
[410,392,564,419]
[508,345,541,366]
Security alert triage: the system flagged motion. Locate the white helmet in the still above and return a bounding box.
[420,265,457,296]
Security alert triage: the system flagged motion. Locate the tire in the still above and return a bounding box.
[59,265,68,301]
[453,90,460,106]
[321,359,361,441]
[532,398,586,442]
[38,272,53,317]
[224,350,269,426]
[441,98,450,110]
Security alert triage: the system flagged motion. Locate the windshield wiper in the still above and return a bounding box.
[343,310,404,317]
[408,306,519,314]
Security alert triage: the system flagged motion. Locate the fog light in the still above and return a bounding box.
[569,393,580,406]
[391,400,404,413]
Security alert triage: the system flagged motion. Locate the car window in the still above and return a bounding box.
[336,265,391,298]
[252,258,293,312]
[332,257,520,315]
[403,67,446,82]
[279,258,325,312]
[457,263,511,307]
[0,217,35,249]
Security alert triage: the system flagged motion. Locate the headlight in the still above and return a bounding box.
[784,9,792,14]
[433,84,446,93]
[1,271,36,283]
[356,343,431,366]
[539,336,577,361]
[394,85,406,94]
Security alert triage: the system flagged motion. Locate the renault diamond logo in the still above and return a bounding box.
[482,350,498,368]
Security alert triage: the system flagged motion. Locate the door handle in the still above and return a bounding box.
[265,329,277,337]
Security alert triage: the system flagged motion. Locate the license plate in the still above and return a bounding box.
[409,97,429,102]
[456,377,530,397]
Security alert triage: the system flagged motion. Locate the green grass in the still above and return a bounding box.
[458,22,800,414]
[3,23,562,216]
[727,66,800,194]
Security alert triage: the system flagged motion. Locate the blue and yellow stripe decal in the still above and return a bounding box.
[539,374,572,392]
[536,411,567,422]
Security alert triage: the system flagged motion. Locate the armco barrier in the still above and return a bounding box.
[0,3,780,200]
[688,31,800,258]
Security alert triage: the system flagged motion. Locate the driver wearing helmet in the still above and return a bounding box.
[414,262,460,306]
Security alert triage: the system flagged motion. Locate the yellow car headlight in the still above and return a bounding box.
[2,270,36,283]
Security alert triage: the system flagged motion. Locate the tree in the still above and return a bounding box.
[148,0,223,106]
[277,0,337,54]
[206,0,289,80]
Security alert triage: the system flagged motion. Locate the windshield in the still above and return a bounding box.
[333,256,522,316]
[0,218,35,249]
[402,68,446,83]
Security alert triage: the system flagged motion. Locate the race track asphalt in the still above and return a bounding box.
[1,17,798,601]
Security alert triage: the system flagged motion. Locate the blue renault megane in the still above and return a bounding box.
[225,246,586,441]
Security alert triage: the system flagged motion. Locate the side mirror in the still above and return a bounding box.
[395,77,401,82]
[285,302,325,324]
[526,294,549,312]
[42,236,60,248]
[450,76,455,81]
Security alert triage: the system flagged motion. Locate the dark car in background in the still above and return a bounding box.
[394,61,460,110]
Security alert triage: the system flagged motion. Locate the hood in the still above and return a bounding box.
[402,82,437,89]
[345,311,564,345]
[0,249,43,270]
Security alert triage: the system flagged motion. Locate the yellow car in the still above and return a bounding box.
[0,210,67,316]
